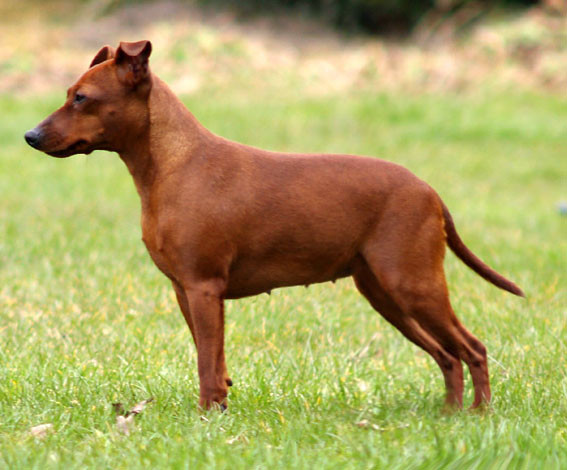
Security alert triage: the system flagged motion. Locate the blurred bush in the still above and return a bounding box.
[200,0,540,33]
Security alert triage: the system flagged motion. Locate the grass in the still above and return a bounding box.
[0,87,566,469]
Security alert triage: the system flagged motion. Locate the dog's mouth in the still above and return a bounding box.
[46,139,93,158]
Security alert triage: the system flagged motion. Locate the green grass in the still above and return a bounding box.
[0,89,566,469]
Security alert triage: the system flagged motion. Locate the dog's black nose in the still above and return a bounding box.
[24,129,42,149]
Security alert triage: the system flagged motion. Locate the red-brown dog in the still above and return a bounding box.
[25,41,524,410]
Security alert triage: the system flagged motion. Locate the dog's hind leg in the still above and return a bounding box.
[353,260,464,408]
[451,323,490,408]
[356,195,491,408]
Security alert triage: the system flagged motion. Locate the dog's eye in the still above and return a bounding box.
[73,93,87,104]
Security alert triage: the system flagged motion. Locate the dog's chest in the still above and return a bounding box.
[140,211,174,279]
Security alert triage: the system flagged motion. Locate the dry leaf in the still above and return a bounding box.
[112,397,154,435]
[112,402,125,416]
[227,434,249,444]
[116,415,136,436]
[126,397,154,417]
[30,423,54,439]
[355,419,381,430]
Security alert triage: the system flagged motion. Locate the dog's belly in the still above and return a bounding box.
[225,250,357,299]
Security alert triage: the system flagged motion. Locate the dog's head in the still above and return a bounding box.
[25,40,152,157]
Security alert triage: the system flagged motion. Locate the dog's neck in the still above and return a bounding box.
[118,75,206,206]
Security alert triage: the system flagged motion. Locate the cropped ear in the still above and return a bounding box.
[115,40,152,88]
[89,45,116,68]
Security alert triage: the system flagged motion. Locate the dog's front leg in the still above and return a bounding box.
[184,280,229,410]
[173,280,233,394]
[172,281,198,345]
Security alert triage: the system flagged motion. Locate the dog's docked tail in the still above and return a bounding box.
[441,202,525,297]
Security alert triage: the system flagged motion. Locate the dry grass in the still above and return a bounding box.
[1,1,566,97]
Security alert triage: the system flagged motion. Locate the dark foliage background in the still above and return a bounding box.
[201,0,540,33]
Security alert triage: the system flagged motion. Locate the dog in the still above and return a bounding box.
[25,40,524,410]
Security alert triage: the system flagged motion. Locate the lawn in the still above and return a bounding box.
[0,88,566,469]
